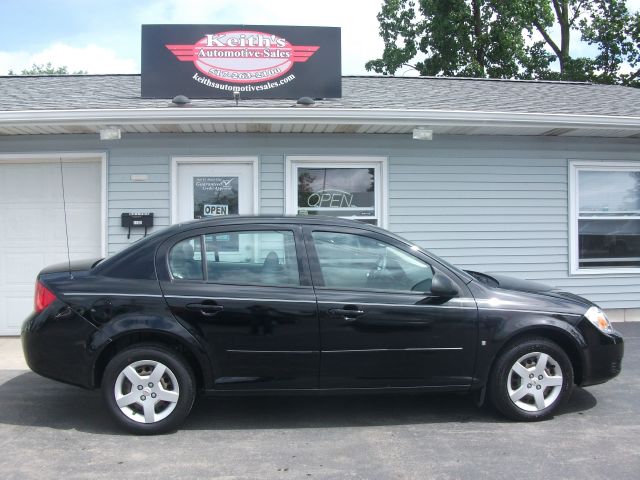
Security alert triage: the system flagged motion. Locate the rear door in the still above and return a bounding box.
[157,224,319,390]
[304,227,478,389]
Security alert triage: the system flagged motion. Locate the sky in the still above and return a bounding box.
[0,0,384,75]
[0,0,639,76]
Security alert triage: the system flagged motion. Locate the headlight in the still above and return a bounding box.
[585,306,613,334]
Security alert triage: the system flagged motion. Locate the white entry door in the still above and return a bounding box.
[0,158,103,335]
[174,159,256,223]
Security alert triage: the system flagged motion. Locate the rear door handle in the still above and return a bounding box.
[328,307,365,321]
[186,303,224,316]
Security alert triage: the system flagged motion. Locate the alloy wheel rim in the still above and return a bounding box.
[507,351,563,412]
[114,360,180,424]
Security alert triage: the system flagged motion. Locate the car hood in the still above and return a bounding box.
[467,271,594,311]
[492,273,594,308]
[488,274,553,293]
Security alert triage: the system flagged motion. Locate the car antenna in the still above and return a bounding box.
[59,158,73,279]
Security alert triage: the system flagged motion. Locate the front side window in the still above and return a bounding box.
[573,163,640,272]
[311,231,433,292]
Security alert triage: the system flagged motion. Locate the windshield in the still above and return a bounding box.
[405,242,473,283]
[465,270,499,287]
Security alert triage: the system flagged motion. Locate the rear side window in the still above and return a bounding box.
[168,230,300,286]
[169,237,204,280]
[204,230,300,286]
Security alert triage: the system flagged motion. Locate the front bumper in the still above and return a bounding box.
[578,322,624,387]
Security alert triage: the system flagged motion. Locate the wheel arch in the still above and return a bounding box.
[92,329,211,391]
[490,324,586,386]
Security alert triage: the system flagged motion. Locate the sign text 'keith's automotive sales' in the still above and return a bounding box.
[141,25,341,99]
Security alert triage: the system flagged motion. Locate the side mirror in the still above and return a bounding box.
[430,272,459,297]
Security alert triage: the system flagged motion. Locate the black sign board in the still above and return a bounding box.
[141,24,341,99]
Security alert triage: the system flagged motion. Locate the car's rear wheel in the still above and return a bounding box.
[489,337,574,421]
[102,344,195,434]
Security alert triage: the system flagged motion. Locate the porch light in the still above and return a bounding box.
[99,126,122,140]
[412,127,433,140]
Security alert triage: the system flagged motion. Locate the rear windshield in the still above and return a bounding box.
[93,226,175,279]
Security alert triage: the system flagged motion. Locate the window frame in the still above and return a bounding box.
[285,156,388,228]
[569,160,640,275]
[161,225,311,288]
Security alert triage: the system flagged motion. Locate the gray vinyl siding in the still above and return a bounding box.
[107,151,171,253]
[260,155,285,214]
[386,147,638,310]
[1,132,638,309]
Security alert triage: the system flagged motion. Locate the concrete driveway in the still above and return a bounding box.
[1,323,639,480]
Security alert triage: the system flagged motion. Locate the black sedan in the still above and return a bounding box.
[22,216,624,434]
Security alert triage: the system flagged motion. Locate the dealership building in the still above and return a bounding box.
[1,28,640,335]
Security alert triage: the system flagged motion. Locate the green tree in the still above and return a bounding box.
[365,0,531,78]
[367,0,640,86]
[580,0,639,86]
[511,0,589,77]
[8,63,87,75]
[627,11,640,85]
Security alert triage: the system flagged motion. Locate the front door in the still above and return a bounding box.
[174,160,255,223]
[304,227,478,389]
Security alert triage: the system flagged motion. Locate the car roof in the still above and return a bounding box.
[174,215,385,232]
[95,214,474,284]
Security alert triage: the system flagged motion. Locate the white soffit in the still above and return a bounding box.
[0,108,640,137]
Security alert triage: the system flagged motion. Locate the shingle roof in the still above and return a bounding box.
[2,74,640,117]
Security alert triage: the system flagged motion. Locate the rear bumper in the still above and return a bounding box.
[21,302,98,389]
[578,322,624,387]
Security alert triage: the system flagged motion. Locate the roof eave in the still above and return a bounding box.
[1,107,640,131]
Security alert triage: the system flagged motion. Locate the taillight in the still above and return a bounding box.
[34,281,57,313]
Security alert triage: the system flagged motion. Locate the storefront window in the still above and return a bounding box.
[297,167,376,221]
[572,163,640,272]
[287,157,384,226]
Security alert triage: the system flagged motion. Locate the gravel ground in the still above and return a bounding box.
[0,323,638,480]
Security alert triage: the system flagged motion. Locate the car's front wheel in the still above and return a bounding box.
[102,344,196,434]
[489,337,574,421]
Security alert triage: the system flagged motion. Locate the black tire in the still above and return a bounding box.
[489,337,574,421]
[101,344,196,434]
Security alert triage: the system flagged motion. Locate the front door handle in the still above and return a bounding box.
[186,303,224,317]
[328,307,365,321]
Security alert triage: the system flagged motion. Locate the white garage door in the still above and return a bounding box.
[0,158,103,335]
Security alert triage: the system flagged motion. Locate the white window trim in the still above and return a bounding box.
[285,156,388,228]
[569,160,640,275]
[170,156,259,224]
[0,152,108,257]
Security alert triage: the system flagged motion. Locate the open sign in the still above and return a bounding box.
[203,204,229,216]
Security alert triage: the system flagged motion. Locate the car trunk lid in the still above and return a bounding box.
[39,258,103,275]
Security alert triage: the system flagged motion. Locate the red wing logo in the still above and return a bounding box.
[166,30,319,84]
